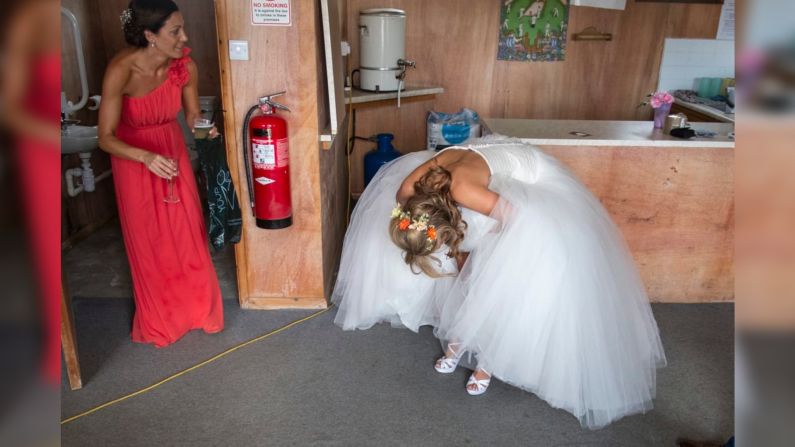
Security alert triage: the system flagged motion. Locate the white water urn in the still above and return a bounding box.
[358,8,407,92]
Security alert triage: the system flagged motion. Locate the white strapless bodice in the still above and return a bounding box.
[437,143,539,184]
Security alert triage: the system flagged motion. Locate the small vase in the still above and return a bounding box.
[653,103,672,129]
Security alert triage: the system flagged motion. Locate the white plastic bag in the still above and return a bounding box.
[426,108,481,151]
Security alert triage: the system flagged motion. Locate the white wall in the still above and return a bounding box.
[657,38,735,93]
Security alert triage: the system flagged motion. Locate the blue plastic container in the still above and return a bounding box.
[364,133,400,188]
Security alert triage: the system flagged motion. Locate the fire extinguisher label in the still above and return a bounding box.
[255,176,275,186]
[252,142,275,168]
[275,138,289,167]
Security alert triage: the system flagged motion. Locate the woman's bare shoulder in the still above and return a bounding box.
[107,48,138,70]
[102,50,137,93]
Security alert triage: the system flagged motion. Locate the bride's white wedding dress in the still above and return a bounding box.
[332,138,666,429]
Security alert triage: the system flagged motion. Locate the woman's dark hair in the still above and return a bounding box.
[122,0,179,48]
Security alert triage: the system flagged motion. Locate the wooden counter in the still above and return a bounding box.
[483,119,734,303]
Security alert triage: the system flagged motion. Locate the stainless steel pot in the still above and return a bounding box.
[664,113,689,134]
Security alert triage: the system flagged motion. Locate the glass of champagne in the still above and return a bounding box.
[163,159,180,204]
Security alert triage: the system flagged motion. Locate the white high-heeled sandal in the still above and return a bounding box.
[466,369,491,396]
[434,343,463,374]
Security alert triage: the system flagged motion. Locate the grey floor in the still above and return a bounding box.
[62,223,734,446]
[63,220,238,300]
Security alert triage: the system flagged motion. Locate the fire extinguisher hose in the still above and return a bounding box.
[241,104,259,216]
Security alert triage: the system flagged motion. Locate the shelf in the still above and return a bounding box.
[344,85,444,105]
[320,85,444,149]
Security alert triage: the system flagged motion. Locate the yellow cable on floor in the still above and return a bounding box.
[61,306,332,425]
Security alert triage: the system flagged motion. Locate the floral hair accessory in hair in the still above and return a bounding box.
[391,203,411,230]
[426,226,437,243]
[120,8,133,29]
[391,203,437,246]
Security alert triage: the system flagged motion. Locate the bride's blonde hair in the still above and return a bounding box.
[389,166,466,277]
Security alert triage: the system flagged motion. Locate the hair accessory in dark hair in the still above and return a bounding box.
[122,0,179,48]
[119,8,133,29]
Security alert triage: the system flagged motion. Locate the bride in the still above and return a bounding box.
[332,136,666,429]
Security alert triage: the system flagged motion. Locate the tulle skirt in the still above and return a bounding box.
[332,143,666,429]
[331,152,457,332]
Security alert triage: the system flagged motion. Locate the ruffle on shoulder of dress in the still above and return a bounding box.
[168,47,192,87]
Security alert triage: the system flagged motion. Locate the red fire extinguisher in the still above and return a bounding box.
[242,91,292,229]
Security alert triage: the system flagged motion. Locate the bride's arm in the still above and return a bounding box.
[451,180,500,216]
[396,159,434,204]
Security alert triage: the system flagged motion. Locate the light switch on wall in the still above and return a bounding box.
[229,40,249,61]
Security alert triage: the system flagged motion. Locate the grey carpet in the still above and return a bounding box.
[62,220,239,300]
[61,301,734,446]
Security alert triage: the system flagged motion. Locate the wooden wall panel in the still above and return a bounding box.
[178,0,221,97]
[542,145,734,302]
[216,0,326,308]
[320,114,350,299]
[345,0,723,193]
[319,0,350,298]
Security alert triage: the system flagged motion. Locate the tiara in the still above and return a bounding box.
[120,8,133,28]
[391,204,437,245]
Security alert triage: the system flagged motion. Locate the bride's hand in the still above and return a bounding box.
[141,152,178,179]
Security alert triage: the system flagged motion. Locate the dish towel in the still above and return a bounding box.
[195,135,242,250]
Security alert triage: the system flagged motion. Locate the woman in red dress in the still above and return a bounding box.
[98,0,223,347]
[1,0,61,382]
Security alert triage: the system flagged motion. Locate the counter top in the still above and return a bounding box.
[482,119,734,148]
[674,98,735,123]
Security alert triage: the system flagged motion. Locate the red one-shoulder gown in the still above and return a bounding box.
[112,48,223,347]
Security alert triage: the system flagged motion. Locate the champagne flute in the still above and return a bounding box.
[163,159,180,204]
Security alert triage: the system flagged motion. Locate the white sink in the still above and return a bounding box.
[61,125,98,154]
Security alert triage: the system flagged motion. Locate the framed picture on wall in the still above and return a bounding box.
[498,0,569,62]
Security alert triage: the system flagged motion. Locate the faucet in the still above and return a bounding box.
[396,58,416,82]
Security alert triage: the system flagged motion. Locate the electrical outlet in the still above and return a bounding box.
[229,40,249,61]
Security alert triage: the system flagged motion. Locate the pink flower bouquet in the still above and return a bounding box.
[640,91,675,129]
[648,91,674,109]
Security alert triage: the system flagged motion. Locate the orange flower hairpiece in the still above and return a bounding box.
[426,226,437,242]
[391,203,437,247]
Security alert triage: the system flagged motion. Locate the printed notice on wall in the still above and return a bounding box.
[252,1,291,26]
[716,0,734,41]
